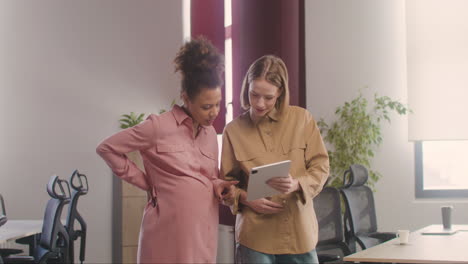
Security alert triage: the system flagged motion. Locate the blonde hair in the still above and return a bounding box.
[240,55,290,113]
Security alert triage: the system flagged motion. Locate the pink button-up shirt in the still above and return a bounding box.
[97,105,221,263]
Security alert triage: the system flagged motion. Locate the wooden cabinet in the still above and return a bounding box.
[113,151,146,264]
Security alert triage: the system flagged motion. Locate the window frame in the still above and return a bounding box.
[415,141,468,198]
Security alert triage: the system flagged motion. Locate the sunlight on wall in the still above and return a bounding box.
[182,0,191,41]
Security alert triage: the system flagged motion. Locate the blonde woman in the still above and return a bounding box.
[221,55,329,264]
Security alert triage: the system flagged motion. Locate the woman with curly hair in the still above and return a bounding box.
[97,37,237,263]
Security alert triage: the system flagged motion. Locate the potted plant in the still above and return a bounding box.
[118,99,177,168]
[118,112,147,172]
[119,112,146,129]
[317,92,410,189]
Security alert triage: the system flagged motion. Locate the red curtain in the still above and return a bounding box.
[191,0,226,134]
[191,0,305,226]
[232,0,306,117]
[191,0,235,226]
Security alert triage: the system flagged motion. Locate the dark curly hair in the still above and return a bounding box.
[174,37,224,100]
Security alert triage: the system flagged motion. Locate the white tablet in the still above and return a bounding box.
[246,160,291,201]
[421,225,458,235]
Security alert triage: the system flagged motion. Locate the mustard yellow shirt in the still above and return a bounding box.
[221,105,329,254]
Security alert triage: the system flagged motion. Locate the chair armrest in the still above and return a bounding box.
[15,234,39,255]
[3,255,35,264]
[368,232,397,242]
[317,253,340,263]
[0,249,23,258]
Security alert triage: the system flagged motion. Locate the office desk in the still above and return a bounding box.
[0,220,42,244]
[344,224,468,263]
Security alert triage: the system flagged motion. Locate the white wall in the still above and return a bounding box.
[0,0,182,262]
[305,0,468,233]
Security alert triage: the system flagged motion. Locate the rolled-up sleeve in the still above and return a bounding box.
[296,113,330,203]
[96,115,157,191]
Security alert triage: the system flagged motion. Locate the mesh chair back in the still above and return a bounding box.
[341,164,378,236]
[66,170,88,264]
[314,187,351,259]
[315,187,344,245]
[36,175,71,263]
[39,199,63,250]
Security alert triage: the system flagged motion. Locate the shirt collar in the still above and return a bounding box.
[267,107,280,121]
[171,105,208,133]
[244,107,281,125]
[172,104,190,125]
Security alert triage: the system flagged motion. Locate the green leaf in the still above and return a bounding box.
[119,112,146,129]
[321,89,410,189]
[119,118,131,123]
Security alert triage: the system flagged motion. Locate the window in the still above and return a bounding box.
[224,0,233,124]
[407,1,468,198]
[415,141,468,198]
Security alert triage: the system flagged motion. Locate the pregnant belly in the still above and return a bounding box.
[155,175,217,219]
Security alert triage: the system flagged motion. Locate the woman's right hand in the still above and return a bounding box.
[240,190,284,214]
[244,198,284,214]
[214,180,239,204]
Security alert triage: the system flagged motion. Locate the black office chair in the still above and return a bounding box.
[0,194,25,259]
[65,170,88,264]
[340,164,396,251]
[314,186,352,263]
[4,175,71,264]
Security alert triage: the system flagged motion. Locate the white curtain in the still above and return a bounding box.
[407,0,468,141]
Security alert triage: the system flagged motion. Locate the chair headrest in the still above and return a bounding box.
[343,164,369,187]
[0,194,7,227]
[47,175,71,201]
[0,215,6,227]
[70,169,88,194]
[0,194,6,215]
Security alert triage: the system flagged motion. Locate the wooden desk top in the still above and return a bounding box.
[0,220,42,244]
[343,224,468,264]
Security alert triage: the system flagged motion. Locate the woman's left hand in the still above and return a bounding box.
[266,174,299,194]
[214,180,239,203]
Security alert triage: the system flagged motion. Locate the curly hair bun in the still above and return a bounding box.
[174,36,224,99]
